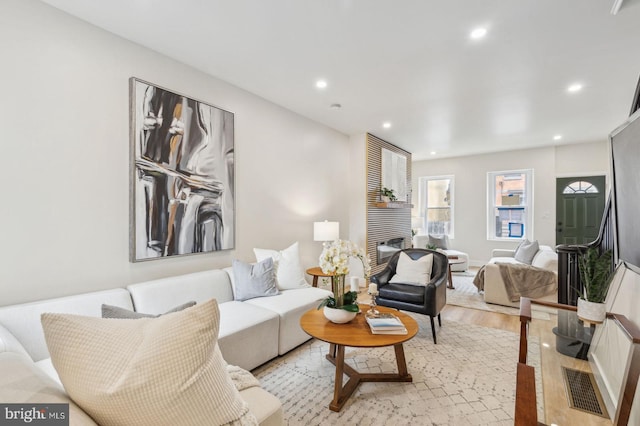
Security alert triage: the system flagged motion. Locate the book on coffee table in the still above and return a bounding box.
[366,315,408,335]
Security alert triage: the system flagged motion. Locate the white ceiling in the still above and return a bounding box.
[40,0,640,160]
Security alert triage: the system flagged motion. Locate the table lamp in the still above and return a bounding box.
[313,220,339,247]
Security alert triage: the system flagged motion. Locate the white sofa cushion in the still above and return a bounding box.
[244,287,332,354]
[33,356,283,426]
[490,257,522,265]
[0,324,30,358]
[127,269,234,314]
[218,301,280,370]
[239,386,284,426]
[0,289,133,362]
[41,299,257,426]
[532,248,559,272]
[0,352,98,425]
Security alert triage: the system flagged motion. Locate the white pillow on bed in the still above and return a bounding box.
[389,252,433,286]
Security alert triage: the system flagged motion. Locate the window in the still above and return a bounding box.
[418,176,454,237]
[562,181,599,194]
[487,169,533,240]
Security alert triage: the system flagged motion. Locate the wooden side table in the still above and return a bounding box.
[447,255,466,289]
[306,266,332,288]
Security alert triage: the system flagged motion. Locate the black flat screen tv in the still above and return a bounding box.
[610,109,640,274]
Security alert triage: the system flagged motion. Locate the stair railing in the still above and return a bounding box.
[556,196,614,305]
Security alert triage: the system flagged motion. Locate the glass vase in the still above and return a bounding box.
[332,274,346,307]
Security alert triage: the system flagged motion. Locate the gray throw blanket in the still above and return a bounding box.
[473,263,557,302]
[473,265,487,291]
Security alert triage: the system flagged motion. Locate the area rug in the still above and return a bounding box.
[448,270,550,320]
[253,313,543,425]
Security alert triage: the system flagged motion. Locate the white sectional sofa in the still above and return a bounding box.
[482,245,558,307]
[0,267,332,426]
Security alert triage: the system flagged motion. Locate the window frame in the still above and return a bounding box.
[418,175,455,238]
[486,169,534,241]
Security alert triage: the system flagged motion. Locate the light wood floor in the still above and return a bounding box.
[440,304,612,426]
[440,303,521,333]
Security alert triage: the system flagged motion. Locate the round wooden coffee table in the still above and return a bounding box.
[300,305,418,411]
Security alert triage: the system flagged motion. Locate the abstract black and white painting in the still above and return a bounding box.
[130,78,234,262]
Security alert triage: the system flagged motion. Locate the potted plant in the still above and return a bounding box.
[317,239,371,323]
[577,247,613,323]
[380,187,397,203]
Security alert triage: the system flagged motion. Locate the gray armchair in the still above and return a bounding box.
[370,248,448,343]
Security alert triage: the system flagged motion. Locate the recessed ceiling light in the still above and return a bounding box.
[382,122,391,129]
[470,27,487,40]
[430,151,437,156]
[567,83,582,93]
[553,135,562,141]
[329,103,341,109]
[315,80,327,89]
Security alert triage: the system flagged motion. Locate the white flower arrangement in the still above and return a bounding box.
[317,239,372,310]
[319,239,371,277]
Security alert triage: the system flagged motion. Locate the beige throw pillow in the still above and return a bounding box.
[389,252,433,286]
[41,299,258,426]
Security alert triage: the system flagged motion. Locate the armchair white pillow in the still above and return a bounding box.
[389,252,433,286]
[253,242,309,290]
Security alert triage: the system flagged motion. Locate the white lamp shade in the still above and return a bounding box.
[314,221,339,241]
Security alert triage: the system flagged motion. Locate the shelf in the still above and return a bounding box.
[374,202,414,208]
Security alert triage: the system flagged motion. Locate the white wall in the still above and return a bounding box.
[348,133,367,247]
[0,0,350,306]
[555,141,611,189]
[412,141,610,264]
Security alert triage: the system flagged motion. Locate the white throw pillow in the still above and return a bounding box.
[41,299,257,426]
[389,252,433,286]
[254,242,309,290]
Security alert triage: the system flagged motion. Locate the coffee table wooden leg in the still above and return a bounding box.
[332,345,345,408]
[447,265,455,289]
[329,343,337,358]
[329,344,362,412]
[394,344,410,378]
[325,343,412,412]
[312,276,318,287]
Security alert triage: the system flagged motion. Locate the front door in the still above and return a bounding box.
[556,176,606,245]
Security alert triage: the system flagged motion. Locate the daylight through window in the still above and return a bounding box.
[418,176,454,237]
[487,170,533,240]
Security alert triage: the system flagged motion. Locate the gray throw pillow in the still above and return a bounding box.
[101,301,196,319]
[514,239,539,265]
[232,257,279,301]
[428,234,450,250]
